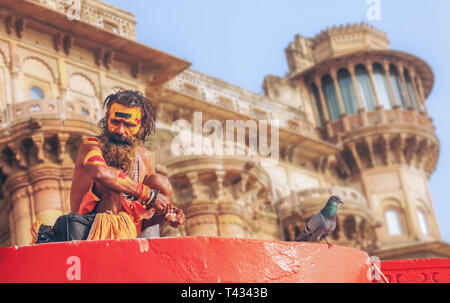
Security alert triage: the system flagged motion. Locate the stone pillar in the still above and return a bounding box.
[314,76,330,122]
[397,63,414,109]
[184,171,220,237]
[8,180,33,245]
[330,68,346,115]
[31,172,65,224]
[165,157,277,240]
[366,62,381,109]
[383,60,399,108]
[10,67,20,104]
[8,41,20,104]
[331,68,350,131]
[349,62,369,127]
[314,76,333,138]
[367,62,386,123]
[416,76,429,115]
[409,69,421,112]
[348,63,364,110]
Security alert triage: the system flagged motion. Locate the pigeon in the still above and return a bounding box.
[295,195,344,248]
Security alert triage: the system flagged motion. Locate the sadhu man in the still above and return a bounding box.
[31,90,185,244]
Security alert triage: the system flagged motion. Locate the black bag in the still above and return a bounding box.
[35,212,96,244]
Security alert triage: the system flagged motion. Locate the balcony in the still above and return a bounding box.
[164,69,320,140]
[277,185,368,220]
[1,99,100,126]
[25,0,137,40]
[327,107,435,141]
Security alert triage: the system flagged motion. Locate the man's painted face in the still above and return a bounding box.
[107,103,142,138]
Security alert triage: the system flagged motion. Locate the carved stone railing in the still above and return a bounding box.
[277,185,368,219]
[27,0,137,40]
[164,69,320,139]
[0,99,100,126]
[278,186,380,253]
[329,108,435,135]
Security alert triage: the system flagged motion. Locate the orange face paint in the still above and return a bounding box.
[83,149,106,166]
[107,103,142,138]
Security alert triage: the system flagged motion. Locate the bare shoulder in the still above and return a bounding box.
[76,137,101,163]
[138,146,155,174]
[81,137,101,148]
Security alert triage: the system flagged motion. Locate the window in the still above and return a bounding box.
[355,65,376,111]
[385,209,402,236]
[337,68,358,115]
[372,63,393,109]
[310,83,324,126]
[321,74,340,121]
[417,210,429,235]
[30,86,45,100]
[389,65,408,109]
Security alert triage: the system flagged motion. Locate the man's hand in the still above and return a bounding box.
[166,207,186,228]
[152,192,171,215]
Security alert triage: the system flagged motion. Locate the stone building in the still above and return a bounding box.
[0,0,448,260]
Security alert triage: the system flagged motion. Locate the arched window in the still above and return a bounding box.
[337,68,357,115]
[389,65,408,109]
[404,68,419,112]
[310,83,325,126]
[417,210,429,235]
[385,209,403,236]
[354,65,376,111]
[30,86,45,100]
[372,63,392,109]
[321,74,340,121]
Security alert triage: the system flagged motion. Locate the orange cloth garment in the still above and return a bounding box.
[120,194,156,235]
[86,211,137,240]
[77,182,155,236]
[77,183,100,215]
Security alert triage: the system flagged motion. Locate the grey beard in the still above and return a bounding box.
[98,133,140,174]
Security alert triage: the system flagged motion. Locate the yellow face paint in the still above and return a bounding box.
[83,137,100,146]
[107,103,142,137]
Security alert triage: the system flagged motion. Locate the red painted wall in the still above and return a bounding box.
[0,237,370,283]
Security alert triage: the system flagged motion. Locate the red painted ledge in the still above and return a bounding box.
[378,258,450,283]
[0,237,370,283]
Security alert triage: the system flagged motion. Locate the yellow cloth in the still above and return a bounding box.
[30,221,43,245]
[87,211,137,240]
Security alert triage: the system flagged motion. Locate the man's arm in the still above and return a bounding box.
[140,148,185,228]
[80,138,150,202]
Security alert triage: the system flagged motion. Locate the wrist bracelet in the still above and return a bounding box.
[142,189,160,210]
[139,185,151,203]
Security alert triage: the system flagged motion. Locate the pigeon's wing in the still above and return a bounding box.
[329,219,337,234]
[296,212,326,241]
[318,216,338,241]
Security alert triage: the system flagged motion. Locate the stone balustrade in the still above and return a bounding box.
[330,108,435,137]
[0,99,100,127]
[27,0,137,40]
[164,69,319,139]
[277,185,367,219]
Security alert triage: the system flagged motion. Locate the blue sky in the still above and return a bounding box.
[103,0,450,243]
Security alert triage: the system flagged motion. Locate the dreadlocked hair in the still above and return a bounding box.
[98,90,157,143]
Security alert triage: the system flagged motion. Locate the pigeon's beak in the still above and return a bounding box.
[338,199,344,205]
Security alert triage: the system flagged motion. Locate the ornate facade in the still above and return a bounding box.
[0,0,448,260]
